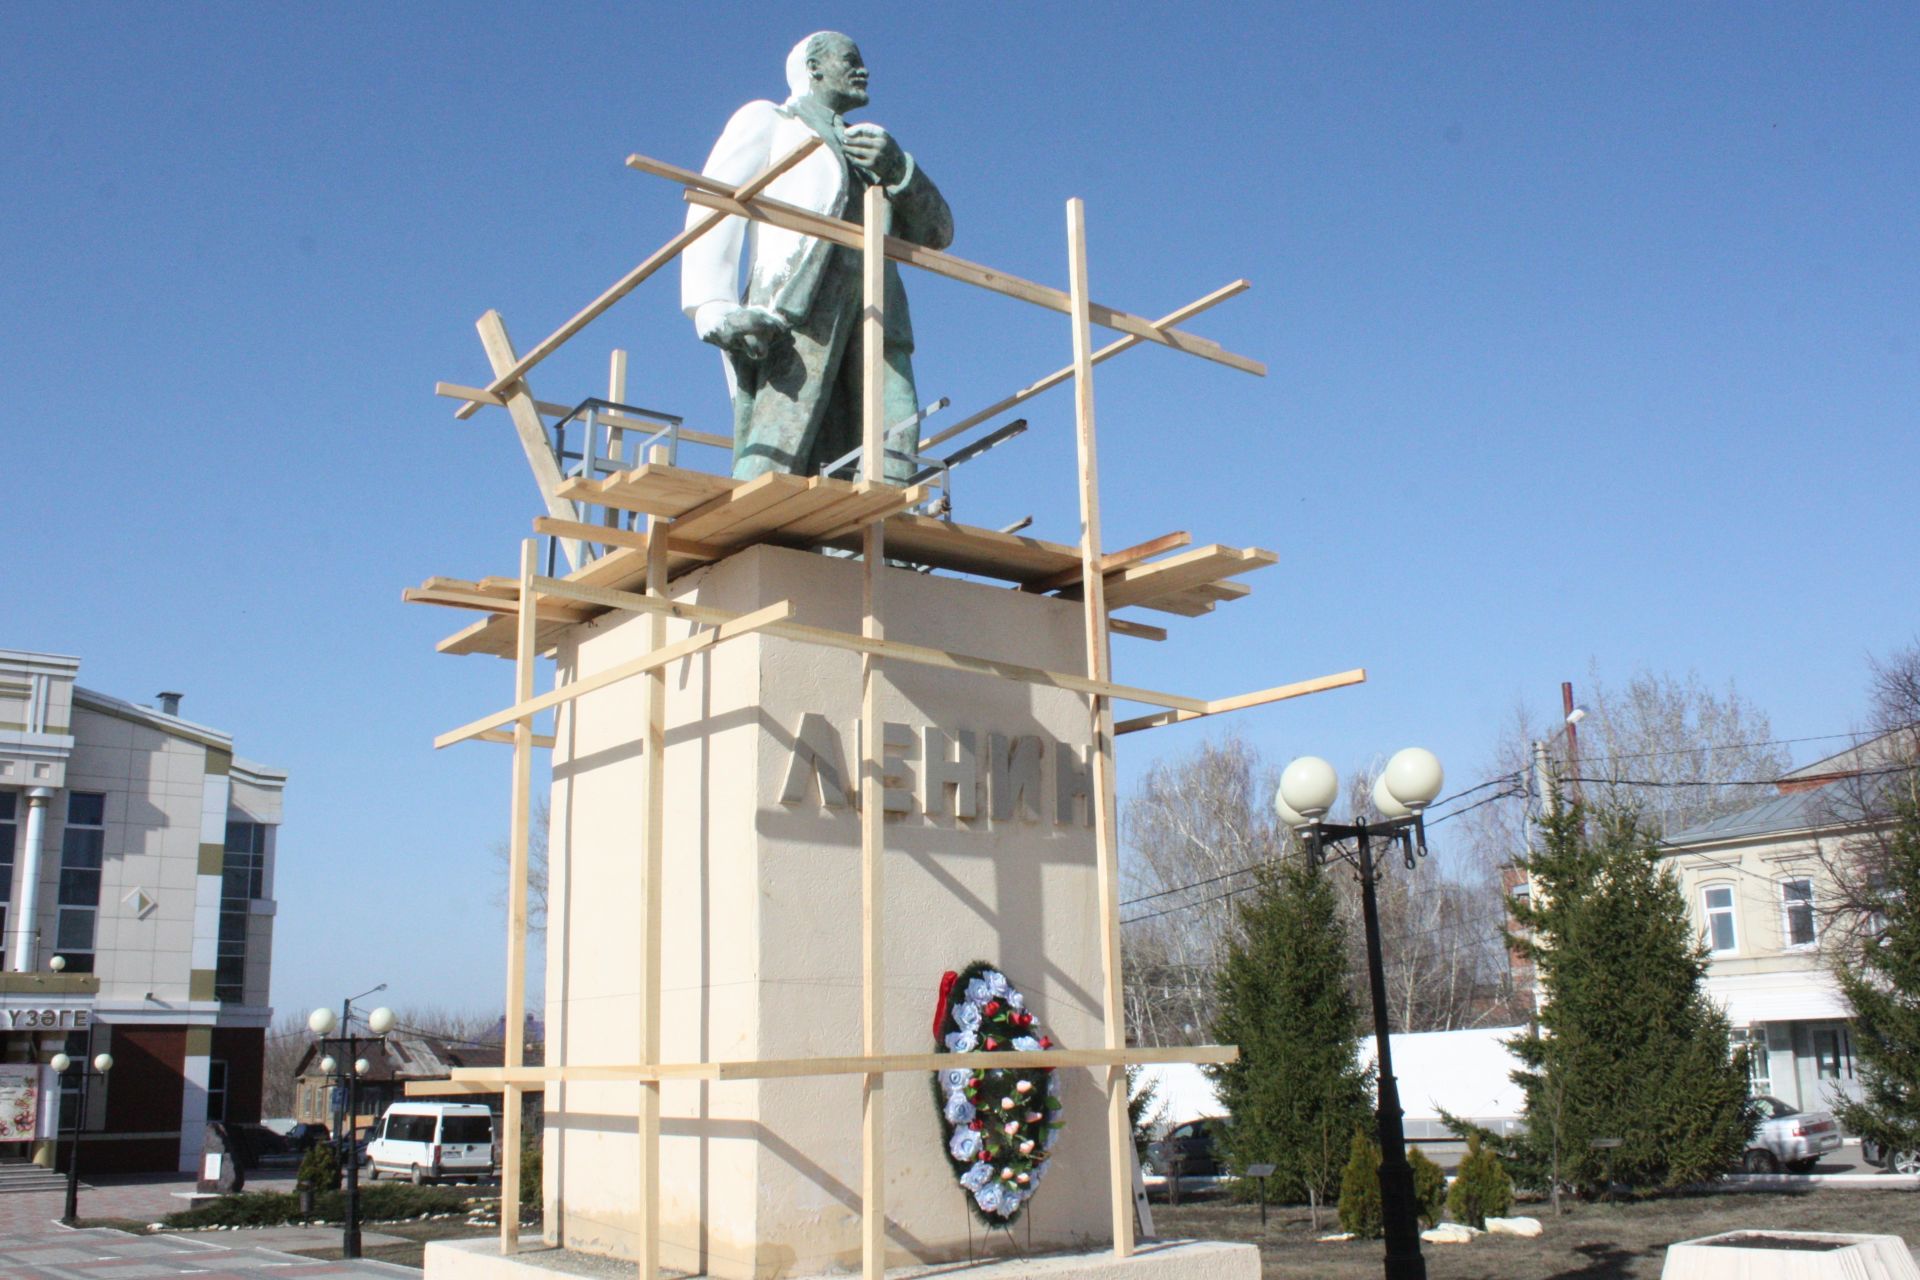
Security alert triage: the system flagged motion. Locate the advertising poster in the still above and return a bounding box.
[0,1066,41,1142]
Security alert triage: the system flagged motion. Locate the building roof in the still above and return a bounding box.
[293,1030,522,1083]
[1663,763,1895,848]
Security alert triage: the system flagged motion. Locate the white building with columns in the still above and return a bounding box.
[0,648,283,1173]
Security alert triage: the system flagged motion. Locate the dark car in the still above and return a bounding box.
[1862,1138,1920,1174]
[1145,1117,1227,1178]
[285,1122,331,1153]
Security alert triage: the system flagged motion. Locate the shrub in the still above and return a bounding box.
[1337,1132,1382,1238]
[161,1183,470,1229]
[1447,1134,1513,1228]
[519,1140,542,1210]
[297,1143,340,1192]
[1406,1145,1446,1228]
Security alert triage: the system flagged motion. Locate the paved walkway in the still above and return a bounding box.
[0,1173,414,1278]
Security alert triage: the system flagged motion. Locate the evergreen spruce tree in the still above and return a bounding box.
[1505,802,1754,1193]
[1210,857,1372,1206]
[1834,790,1920,1164]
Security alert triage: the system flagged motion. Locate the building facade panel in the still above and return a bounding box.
[0,649,284,1173]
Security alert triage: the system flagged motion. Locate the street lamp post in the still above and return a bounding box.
[309,994,394,1259]
[1277,747,1445,1280]
[49,1045,113,1226]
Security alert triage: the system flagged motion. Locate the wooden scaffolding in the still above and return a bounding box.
[404,139,1366,1278]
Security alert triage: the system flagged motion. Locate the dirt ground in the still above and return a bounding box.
[1154,1186,1920,1279]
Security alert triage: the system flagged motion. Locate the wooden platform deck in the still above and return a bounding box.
[406,462,1275,658]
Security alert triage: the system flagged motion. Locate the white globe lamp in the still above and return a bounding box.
[1278,756,1339,822]
[367,1007,395,1035]
[49,1053,71,1074]
[320,1055,338,1074]
[49,955,66,973]
[1372,774,1412,820]
[354,1058,371,1076]
[92,1054,112,1073]
[1382,748,1444,813]
[308,1006,338,1035]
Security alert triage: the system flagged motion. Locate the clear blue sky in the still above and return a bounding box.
[4,3,1915,1021]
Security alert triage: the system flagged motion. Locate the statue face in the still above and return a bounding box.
[808,36,869,112]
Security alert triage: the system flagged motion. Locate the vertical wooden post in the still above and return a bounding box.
[637,442,669,1280]
[500,537,539,1254]
[859,181,888,1280]
[1066,198,1134,1258]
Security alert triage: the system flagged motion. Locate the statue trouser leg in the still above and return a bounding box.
[813,320,922,484]
[730,283,857,481]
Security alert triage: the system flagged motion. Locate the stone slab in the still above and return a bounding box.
[426,1237,1259,1280]
[1662,1230,1920,1280]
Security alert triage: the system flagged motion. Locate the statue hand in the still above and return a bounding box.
[705,307,789,363]
[843,124,907,187]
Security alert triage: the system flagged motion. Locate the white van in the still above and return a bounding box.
[365,1102,496,1184]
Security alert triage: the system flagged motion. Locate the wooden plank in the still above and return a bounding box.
[474,728,557,748]
[499,539,538,1254]
[1112,667,1368,734]
[835,512,1084,583]
[924,281,1250,450]
[1023,531,1192,595]
[402,585,595,623]
[559,463,738,518]
[434,600,794,749]
[1103,545,1277,610]
[680,187,1266,377]
[803,483,931,545]
[1108,618,1168,642]
[445,1044,1240,1087]
[638,443,667,1280]
[669,472,811,543]
[528,517,727,564]
[1066,197,1134,1262]
[454,138,823,418]
[859,182,887,1280]
[436,382,732,451]
[532,577,1214,714]
[476,313,583,571]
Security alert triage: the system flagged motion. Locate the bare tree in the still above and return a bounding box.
[1575,665,1794,835]
[262,1010,309,1118]
[491,797,551,937]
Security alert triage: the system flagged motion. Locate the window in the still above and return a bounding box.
[1781,878,1817,948]
[1733,1027,1771,1094]
[1813,1027,1853,1082]
[55,793,105,973]
[206,1060,229,1123]
[441,1115,493,1144]
[0,792,16,957]
[216,821,267,1002]
[1703,884,1738,954]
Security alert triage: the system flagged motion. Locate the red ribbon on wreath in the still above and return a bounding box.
[933,970,959,1040]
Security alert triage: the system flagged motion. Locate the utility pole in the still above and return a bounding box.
[1561,682,1581,805]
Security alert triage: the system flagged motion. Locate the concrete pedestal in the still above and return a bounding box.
[536,546,1124,1279]
[426,1237,1261,1280]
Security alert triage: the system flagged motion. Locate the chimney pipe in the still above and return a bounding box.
[157,691,183,716]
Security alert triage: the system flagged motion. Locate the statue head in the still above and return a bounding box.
[786,31,868,114]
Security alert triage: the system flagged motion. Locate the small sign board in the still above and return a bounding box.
[1590,1138,1624,1150]
[1245,1163,1277,1178]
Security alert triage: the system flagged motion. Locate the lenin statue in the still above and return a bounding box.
[680,33,954,483]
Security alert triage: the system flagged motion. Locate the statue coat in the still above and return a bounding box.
[681,99,954,481]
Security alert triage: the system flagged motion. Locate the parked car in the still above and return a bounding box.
[365,1102,496,1185]
[1743,1095,1842,1173]
[1144,1117,1228,1178]
[1861,1138,1920,1174]
[284,1122,331,1153]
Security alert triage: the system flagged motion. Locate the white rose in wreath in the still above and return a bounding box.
[1012,1036,1040,1052]
[965,977,994,1006]
[960,1162,993,1192]
[940,1067,972,1096]
[944,1029,977,1054]
[953,1002,983,1032]
[975,1182,1008,1215]
[943,1092,975,1125]
[949,1128,983,1162]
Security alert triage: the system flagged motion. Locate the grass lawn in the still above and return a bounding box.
[1154,1186,1920,1278]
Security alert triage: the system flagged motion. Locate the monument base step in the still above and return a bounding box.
[425,1237,1260,1280]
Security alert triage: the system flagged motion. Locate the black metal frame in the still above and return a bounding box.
[1302,812,1431,1280]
